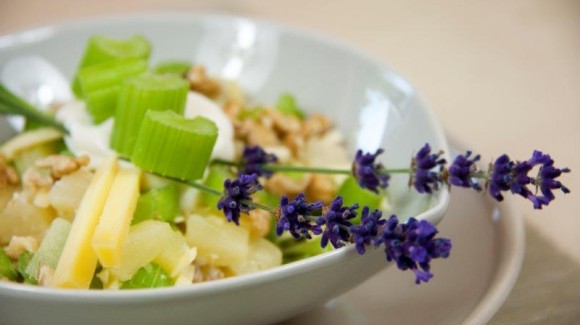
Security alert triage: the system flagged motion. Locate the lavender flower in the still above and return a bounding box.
[241,145,278,178]
[488,151,571,209]
[350,207,386,254]
[217,173,262,225]
[376,215,451,284]
[352,149,390,193]
[276,193,324,239]
[448,150,482,191]
[411,143,447,194]
[315,196,359,249]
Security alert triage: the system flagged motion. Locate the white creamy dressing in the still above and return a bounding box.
[56,91,235,169]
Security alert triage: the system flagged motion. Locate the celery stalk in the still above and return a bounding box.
[0,248,18,281]
[337,176,382,224]
[132,184,180,225]
[131,111,218,182]
[17,251,36,284]
[25,218,71,281]
[73,35,152,97]
[77,58,148,123]
[120,263,173,289]
[111,74,189,157]
[153,60,191,76]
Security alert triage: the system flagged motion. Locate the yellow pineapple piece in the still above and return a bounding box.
[48,169,93,221]
[52,155,118,289]
[0,194,56,245]
[92,166,141,268]
[185,214,249,267]
[109,220,194,281]
[229,237,282,276]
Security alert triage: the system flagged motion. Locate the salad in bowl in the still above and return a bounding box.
[0,14,458,325]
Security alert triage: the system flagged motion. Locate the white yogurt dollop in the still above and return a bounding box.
[55,101,115,169]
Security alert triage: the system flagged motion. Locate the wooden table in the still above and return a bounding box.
[1,1,579,323]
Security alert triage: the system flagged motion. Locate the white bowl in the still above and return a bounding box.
[0,13,450,325]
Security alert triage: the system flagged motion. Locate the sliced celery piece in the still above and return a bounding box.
[17,251,36,284]
[120,263,173,289]
[111,74,189,157]
[153,60,191,76]
[199,165,234,213]
[77,58,148,123]
[73,35,152,97]
[276,93,306,120]
[337,176,382,224]
[131,111,218,182]
[26,218,71,281]
[0,248,18,281]
[132,184,180,225]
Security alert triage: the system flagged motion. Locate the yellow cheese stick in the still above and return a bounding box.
[92,166,141,267]
[52,155,118,289]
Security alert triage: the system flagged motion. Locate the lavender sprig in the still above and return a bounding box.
[275,193,324,239]
[217,173,262,225]
[410,143,447,194]
[315,196,358,249]
[352,149,391,193]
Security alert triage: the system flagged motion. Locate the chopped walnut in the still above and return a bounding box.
[267,109,301,135]
[187,65,221,98]
[241,209,272,238]
[305,174,336,203]
[239,120,280,147]
[4,236,39,259]
[22,168,53,194]
[38,265,55,287]
[283,133,306,158]
[223,100,243,121]
[265,173,312,197]
[300,113,331,138]
[35,155,90,180]
[0,154,19,188]
[192,261,226,283]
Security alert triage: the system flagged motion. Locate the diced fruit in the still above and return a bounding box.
[48,169,93,221]
[109,220,193,281]
[229,238,282,276]
[0,195,56,245]
[186,214,249,267]
[0,128,63,160]
[92,167,141,268]
[25,218,71,282]
[120,263,173,289]
[52,155,118,289]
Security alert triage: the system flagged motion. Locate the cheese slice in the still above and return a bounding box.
[92,166,141,268]
[52,155,118,289]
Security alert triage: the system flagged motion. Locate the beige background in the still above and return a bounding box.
[1,0,579,322]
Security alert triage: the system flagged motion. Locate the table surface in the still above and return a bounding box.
[1,1,579,323]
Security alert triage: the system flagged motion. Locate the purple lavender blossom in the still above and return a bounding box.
[411,144,447,194]
[276,193,324,239]
[217,173,262,225]
[376,215,451,284]
[241,145,278,178]
[352,149,390,193]
[350,207,386,254]
[448,150,482,191]
[488,151,570,209]
[315,196,359,249]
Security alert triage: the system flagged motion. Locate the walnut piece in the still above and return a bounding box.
[35,155,90,180]
[305,174,336,203]
[0,154,19,188]
[187,65,221,98]
[265,173,312,197]
[38,265,55,287]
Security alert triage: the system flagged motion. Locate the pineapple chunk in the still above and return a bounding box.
[109,220,194,281]
[0,128,63,160]
[92,166,141,268]
[186,214,249,267]
[0,194,56,245]
[48,169,93,221]
[229,237,282,276]
[52,155,118,289]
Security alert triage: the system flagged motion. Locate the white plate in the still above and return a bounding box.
[282,169,524,325]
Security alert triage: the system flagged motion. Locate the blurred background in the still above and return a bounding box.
[1,0,579,323]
